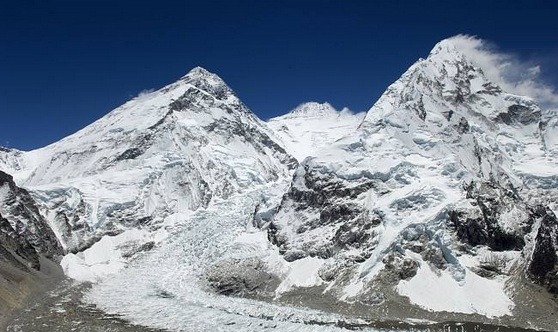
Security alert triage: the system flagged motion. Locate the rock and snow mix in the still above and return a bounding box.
[1,35,557,331]
[267,36,558,318]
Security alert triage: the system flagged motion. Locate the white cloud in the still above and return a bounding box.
[446,34,558,109]
[527,65,541,76]
[137,88,155,98]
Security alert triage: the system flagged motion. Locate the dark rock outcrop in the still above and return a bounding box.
[528,206,558,293]
[449,181,528,251]
[206,258,279,297]
[268,165,379,260]
[0,170,65,327]
[0,171,63,261]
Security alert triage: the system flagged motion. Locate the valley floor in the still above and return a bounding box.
[6,280,166,332]
[6,279,546,332]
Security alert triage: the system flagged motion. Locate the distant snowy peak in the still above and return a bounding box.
[362,36,523,126]
[427,36,472,60]
[181,65,212,78]
[267,102,364,161]
[277,102,360,120]
[179,66,227,89]
[359,35,548,183]
[19,66,292,185]
[286,102,338,117]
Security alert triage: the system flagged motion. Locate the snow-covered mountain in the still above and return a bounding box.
[2,37,558,331]
[0,67,296,279]
[267,102,365,161]
[263,37,558,326]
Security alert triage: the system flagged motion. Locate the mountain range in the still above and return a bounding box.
[1,36,557,331]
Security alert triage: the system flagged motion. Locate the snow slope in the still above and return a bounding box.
[267,102,365,161]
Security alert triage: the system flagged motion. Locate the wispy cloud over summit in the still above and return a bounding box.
[448,34,558,109]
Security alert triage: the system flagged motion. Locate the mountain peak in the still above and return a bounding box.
[284,102,338,118]
[182,66,212,78]
[173,66,243,106]
[427,35,474,62]
[179,66,227,86]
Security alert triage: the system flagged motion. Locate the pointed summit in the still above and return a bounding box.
[180,66,224,85]
[174,66,240,105]
[361,35,512,128]
[428,35,470,58]
[181,66,213,79]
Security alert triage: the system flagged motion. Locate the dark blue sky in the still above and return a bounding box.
[2,0,557,150]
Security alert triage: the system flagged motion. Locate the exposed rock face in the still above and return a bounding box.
[206,258,279,298]
[0,171,63,264]
[0,170,64,327]
[528,206,558,293]
[449,181,529,252]
[268,163,383,263]
[0,148,24,175]
[0,213,40,271]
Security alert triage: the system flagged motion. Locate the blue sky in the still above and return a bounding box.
[1,0,558,150]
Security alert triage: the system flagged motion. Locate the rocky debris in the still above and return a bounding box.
[317,260,356,283]
[475,253,510,278]
[5,281,166,332]
[0,171,65,329]
[382,252,419,281]
[206,258,279,297]
[121,241,155,259]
